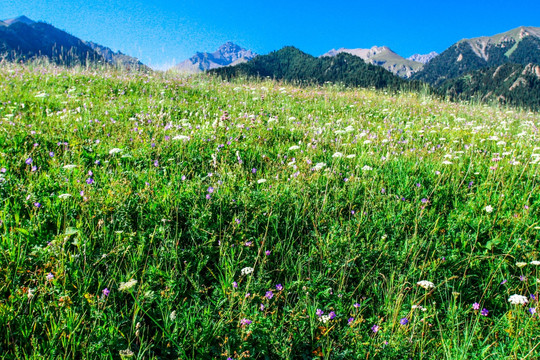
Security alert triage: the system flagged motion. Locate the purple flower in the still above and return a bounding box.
[328,311,336,320]
[181,175,186,181]
[371,324,380,333]
[481,308,489,316]
[265,250,271,256]
[421,198,428,203]
[86,178,94,185]
[240,318,252,326]
[472,302,480,310]
[46,273,54,281]
[102,288,110,297]
[207,186,214,193]
[49,152,54,157]
[232,281,238,288]
[354,303,361,308]
[416,183,421,188]
[0,168,5,173]
[520,275,527,282]
[31,166,37,172]
[276,284,283,291]
[344,178,348,182]
[34,202,41,208]
[348,317,354,324]
[531,294,536,301]
[251,168,257,174]
[80,190,84,196]
[235,218,240,224]
[88,170,93,176]
[400,317,409,325]
[468,181,473,188]
[206,194,211,200]
[501,279,507,285]
[316,309,324,317]
[265,291,274,299]
[260,303,265,311]
[530,307,537,315]
[25,157,32,165]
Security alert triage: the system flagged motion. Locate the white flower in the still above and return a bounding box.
[257,179,267,184]
[58,193,72,199]
[241,267,254,276]
[417,280,435,289]
[35,92,48,98]
[62,164,77,169]
[442,160,453,165]
[508,294,528,305]
[346,154,356,159]
[119,349,135,358]
[412,304,427,311]
[173,135,189,140]
[27,288,35,299]
[363,140,372,145]
[109,148,123,155]
[118,279,138,292]
[288,145,300,150]
[170,310,177,321]
[484,205,494,213]
[332,152,343,158]
[516,262,527,268]
[531,261,540,266]
[318,315,331,323]
[362,165,372,171]
[313,163,326,171]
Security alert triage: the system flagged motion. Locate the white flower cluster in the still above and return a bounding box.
[508,294,528,305]
[118,279,138,292]
[109,148,123,155]
[318,315,331,323]
[241,267,254,276]
[417,280,435,289]
[313,163,326,171]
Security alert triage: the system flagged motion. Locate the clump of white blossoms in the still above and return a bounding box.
[484,205,494,213]
[118,279,137,292]
[362,165,373,171]
[257,179,267,184]
[109,148,123,155]
[173,135,189,141]
[288,145,300,151]
[417,280,435,289]
[58,194,72,199]
[313,163,326,171]
[531,261,540,266]
[508,294,528,305]
[332,152,343,158]
[516,262,527,268]
[62,164,77,170]
[241,267,254,276]
[318,315,331,323]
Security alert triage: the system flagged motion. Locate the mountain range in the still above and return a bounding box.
[321,46,424,78]
[173,42,256,73]
[0,16,146,69]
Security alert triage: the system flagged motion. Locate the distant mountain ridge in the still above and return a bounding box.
[413,26,540,85]
[174,42,257,73]
[321,46,423,78]
[408,51,438,64]
[0,15,147,69]
[210,46,421,91]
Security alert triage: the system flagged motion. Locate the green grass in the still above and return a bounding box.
[0,62,539,359]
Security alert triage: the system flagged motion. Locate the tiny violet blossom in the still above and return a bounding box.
[371,325,380,333]
[86,178,94,185]
[481,308,489,316]
[265,250,271,256]
[400,318,409,325]
[46,273,54,281]
[260,303,265,311]
[232,281,238,288]
[276,284,283,291]
[328,311,336,320]
[240,318,252,326]
[530,308,537,315]
[472,302,480,310]
[348,317,354,325]
[316,309,324,317]
[265,291,274,300]
[25,157,32,165]
[102,288,110,297]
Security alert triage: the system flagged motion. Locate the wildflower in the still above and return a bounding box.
[371,325,380,333]
[332,152,343,158]
[348,317,354,324]
[288,145,300,150]
[421,198,428,203]
[232,281,238,288]
[34,202,42,208]
[265,291,273,299]
[257,179,266,184]
[508,294,528,305]
[0,168,5,173]
[170,311,176,321]
[49,152,54,157]
[520,275,527,282]
[206,194,211,200]
[63,164,77,169]
[362,165,373,171]
[354,303,361,308]
[516,262,527,268]
[400,317,409,325]
[46,273,54,281]
[530,308,537,315]
[417,280,435,289]
[313,162,326,171]
[240,318,252,326]
[328,311,336,320]
[154,160,159,167]
[260,303,265,311]
[316,309,324,316]
[102,288,110,297]
[207,186,214,193]
[25,157,32,165]
[531,261,540,266]
[173,135,189,140]
[472,302,480,310]
[265,250,271,256]
[86,178,94,185]
[276,284,283,291]
[27,288,35,299]
[501,279,507,285]
[481,308,489,316]
[58,193,71,199]
[319,315,331,323]
[119,349,134,358]
[31,166,37,172]
[442,160,452,165]
[484,205,493,213]
[109,148,122,155]
[118,279,137,292]
[251,168,257,174]
[241,267,254,276]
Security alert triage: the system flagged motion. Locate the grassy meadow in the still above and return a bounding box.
[0,63,540,359]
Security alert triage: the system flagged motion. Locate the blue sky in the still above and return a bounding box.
[2,0,540,69]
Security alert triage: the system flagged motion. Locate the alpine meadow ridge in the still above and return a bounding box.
[1,14,540,360]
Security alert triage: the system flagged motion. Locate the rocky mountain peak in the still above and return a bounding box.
[3,15,35,26]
